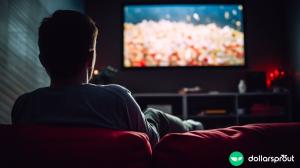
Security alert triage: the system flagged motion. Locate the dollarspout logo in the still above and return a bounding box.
[229,151,244,166]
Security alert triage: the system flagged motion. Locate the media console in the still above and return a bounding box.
[133,92,291,129]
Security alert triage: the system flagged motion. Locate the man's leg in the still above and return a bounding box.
[144,108,203,137]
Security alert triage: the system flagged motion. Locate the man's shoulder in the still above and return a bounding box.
[11,89,39,116]
[16,87,47,100]
[14,84,133,102]
[101,84,131,94]
[94,84,132,100]
[84,84,137,111]
[14,92,30,104]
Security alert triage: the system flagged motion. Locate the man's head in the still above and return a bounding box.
[38,10,98,81]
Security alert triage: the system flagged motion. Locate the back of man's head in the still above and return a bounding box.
[38,10,98,80]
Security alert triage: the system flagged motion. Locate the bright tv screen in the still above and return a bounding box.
[123,4,244,68]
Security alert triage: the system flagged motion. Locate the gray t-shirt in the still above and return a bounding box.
[11,84,159,146]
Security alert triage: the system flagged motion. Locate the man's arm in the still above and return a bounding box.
[105,85,160,146]
[122,90,160,146]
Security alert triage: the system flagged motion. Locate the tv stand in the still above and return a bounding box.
[133,92,291,129]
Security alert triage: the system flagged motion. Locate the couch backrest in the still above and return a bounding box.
[153,122,300,168]
[1,123,299,168]
[0,125,152,168]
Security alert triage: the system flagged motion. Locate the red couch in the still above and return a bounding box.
[1,123,299,168]
[0,125,152,168]
[153,122,300,168]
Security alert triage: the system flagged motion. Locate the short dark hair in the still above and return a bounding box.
[38,10,98,79]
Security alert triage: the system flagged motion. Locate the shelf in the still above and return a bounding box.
[239,113,287,119]
[238,114,289,125]
[134,92,289,97]
[133,92,291,128]
[189,115,236,119]
[133,93,182,97]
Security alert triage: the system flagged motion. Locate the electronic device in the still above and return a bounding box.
[123,3,245,68]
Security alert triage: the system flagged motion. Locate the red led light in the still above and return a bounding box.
[274,69,279,77]
[266,67,286,88]
[267,80,271,88]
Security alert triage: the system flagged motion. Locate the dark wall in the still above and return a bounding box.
[86,0,288,93]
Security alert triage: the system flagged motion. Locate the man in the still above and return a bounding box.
[11,10,203,146]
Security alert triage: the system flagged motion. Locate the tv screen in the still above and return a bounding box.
[123,4,244,68]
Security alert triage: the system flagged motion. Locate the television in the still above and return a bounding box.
[123,3,245,68]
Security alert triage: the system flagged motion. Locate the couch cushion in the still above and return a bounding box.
[0,125,152,168]
[153,123,300,168]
